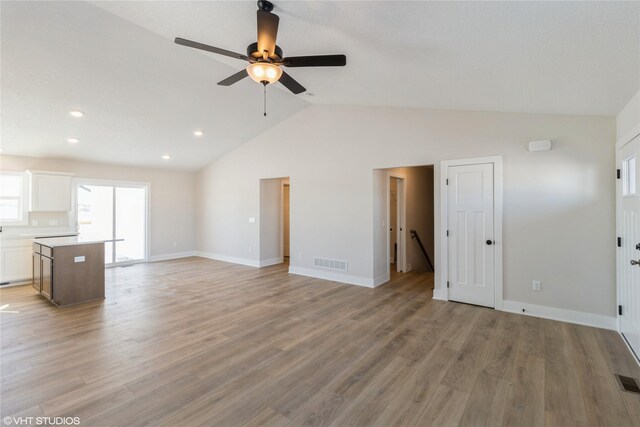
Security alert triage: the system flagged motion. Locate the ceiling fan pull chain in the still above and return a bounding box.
[264,83,267,117]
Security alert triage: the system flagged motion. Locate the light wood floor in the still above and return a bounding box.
[1,257,639,426]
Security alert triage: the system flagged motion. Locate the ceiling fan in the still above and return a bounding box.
[175,0,346,114]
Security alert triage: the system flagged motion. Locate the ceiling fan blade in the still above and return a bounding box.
[175,37,249,61]
[257,10,279,58]
[218,69,249,86]
[282,55,347,67]
[279,71,305,94]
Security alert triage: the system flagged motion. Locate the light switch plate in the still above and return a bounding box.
[249,217,256,223]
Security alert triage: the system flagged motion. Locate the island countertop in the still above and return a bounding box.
[33,236,123,248]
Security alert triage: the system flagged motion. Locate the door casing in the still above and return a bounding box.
[437,155,503,309]
[615,124,640,364]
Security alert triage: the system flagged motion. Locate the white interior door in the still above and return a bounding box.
[447,163,495,307]
[618,134,640,359]
[396,178,405,272]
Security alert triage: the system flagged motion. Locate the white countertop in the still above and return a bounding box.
[23,232,79,239]
[33,237,123,248]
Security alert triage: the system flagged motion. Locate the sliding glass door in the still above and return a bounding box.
[77,181,148,265]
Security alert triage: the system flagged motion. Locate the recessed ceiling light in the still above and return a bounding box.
[68,110,84,118]
[67,138,79,144]
[162,154,171,160]
[193,130,204,137]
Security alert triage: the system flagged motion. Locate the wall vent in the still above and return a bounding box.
[615,374,640,394]
[314,257,348,272]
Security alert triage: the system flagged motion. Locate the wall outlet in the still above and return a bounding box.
[249,217,256,223]
[249,245,252,253]
[532,280,541,291]
[172,241,177,247]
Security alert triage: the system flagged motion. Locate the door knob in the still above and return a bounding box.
[486,240,494,245]
[631,259,640,266]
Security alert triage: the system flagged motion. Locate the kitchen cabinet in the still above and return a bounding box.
[27,171,74,212]
[32,251,41,291]
[32,238,108,307]
[40,249,53,300]
[0,239,32,284]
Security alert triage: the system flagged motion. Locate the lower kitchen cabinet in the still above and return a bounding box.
[41,252,53,299]
[32,241,105,306]
[32,251,41,292]
[0,239,32,284]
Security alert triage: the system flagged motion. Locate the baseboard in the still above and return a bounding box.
[288,266,374,288]
[502,300,616,331]
[373,273,390,287]
[0,279,32,288]
[432,288,447,301]
[195,251,260,268]
[259,257,284,267]
[619,331,640,367]
[148,251,197,262]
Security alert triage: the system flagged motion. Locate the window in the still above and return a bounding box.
[623,156,637,196]
[0,172,28,225]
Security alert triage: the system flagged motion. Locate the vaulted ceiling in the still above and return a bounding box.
[2,1,639,171]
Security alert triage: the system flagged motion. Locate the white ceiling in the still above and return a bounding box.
[2,1,639,171]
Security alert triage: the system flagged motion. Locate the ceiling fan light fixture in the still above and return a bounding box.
[246,62,282,84]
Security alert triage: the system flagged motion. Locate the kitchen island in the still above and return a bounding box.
[32,237,120,307]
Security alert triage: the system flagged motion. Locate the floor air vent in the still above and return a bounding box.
[314,257,348,272]
[614,374,640,394]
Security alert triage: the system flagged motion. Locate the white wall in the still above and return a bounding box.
[617,90,640,142]
[0,155,197,258]
[372,169,387,284]
[197,105,615,317]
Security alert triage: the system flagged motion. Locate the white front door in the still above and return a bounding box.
[447,163,495,307]
[617,134,640,359]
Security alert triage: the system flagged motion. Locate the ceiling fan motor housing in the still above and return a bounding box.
[247,42,283,62]
[257,0,274,12]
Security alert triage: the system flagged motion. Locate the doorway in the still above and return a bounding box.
[376,165,435,285]
[259,177,290,267]
[76,180,148,265]
[440,156,503,309]
[616,133,640,360]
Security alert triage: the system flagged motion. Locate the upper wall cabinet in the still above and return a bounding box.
[27,171,74,212]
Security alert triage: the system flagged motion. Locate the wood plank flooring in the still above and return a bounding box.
[1,257,639,426]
